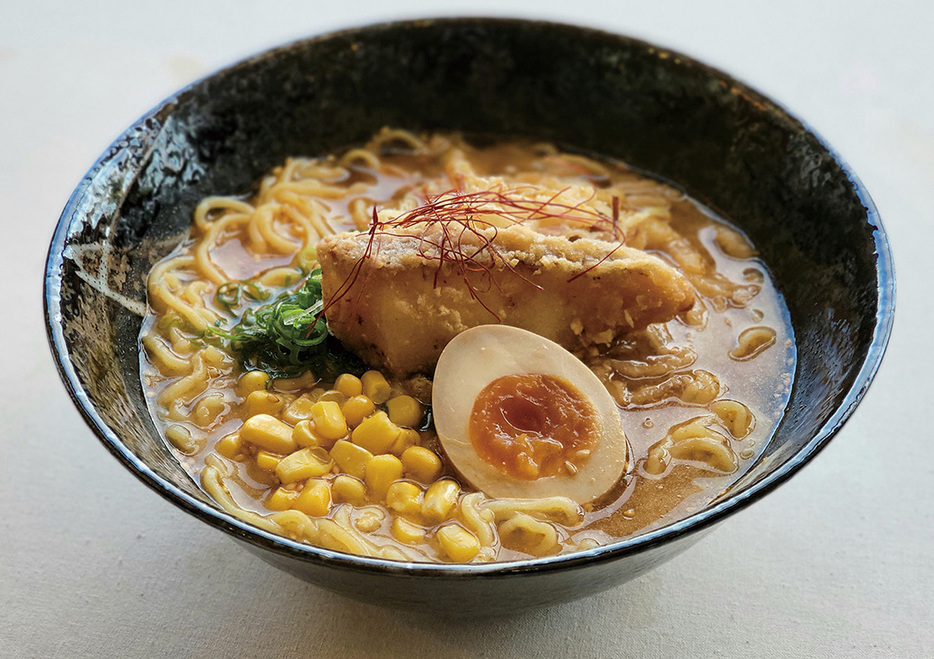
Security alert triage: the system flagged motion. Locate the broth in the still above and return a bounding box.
[140,129,794,562]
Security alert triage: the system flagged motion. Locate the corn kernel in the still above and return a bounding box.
[266,487,299,511]
[244,390,285,417]
[255,450,281,472]
[365,454,404,501]
[240,414,297,454]
[391,517,427,544]
[401,446,443,483]
[422,479,460,523]
[272,371,317,392]
[275,447,333,483]
[292,479,331,517]
[334,373,363,398]
[292,419,325,448]
[361,370,392,404]
[342,395,375,427]
[215,433,243,460]
[282,394,316,425]
[386,481,422,517]
[332,475,367,505]
[309,387,327,401]
[311,401,348,440]
[318,390,347,405]
[352,411,400,455]
[386,395,423,428]
[329,439,374,479]
[238,370,269,395]
[390,428,419,457]
[436,524,480,562]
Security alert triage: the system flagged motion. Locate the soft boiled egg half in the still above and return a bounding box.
[432,325,629,504]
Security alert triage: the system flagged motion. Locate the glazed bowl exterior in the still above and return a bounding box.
[44,18,894,614]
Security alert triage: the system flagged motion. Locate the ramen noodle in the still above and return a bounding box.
[140,128,795,563]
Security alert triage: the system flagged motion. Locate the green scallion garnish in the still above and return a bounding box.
[206,269,363,378]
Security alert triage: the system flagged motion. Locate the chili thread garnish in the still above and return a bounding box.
[323,185,627,321]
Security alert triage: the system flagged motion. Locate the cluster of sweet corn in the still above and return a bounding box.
[215,369,481,562]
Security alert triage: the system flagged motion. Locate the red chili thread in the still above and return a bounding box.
[319,185,626,321]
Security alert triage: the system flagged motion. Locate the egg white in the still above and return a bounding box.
[432,325,629,503]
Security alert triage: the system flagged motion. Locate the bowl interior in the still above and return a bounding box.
[46,18,893,571]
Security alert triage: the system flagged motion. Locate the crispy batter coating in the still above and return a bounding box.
[318,225,694,377]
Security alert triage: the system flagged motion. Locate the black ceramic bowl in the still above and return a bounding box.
[45,18,894,614]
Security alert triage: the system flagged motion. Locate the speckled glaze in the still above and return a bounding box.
[45,18,894,615]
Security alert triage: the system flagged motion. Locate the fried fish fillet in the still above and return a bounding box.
[317,225,694,377]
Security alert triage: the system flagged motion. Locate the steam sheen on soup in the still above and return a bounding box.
[140,129,794,563]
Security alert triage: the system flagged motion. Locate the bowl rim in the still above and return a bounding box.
[44,16,896,578]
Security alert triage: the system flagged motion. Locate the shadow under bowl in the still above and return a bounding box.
[44,17,894,615]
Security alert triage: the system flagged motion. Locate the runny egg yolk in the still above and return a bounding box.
[469,374,599,480]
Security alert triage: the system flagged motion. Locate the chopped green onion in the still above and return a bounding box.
[215,281,270,312]
[206,269,363,378]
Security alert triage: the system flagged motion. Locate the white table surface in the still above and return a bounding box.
[3,1,931,657]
